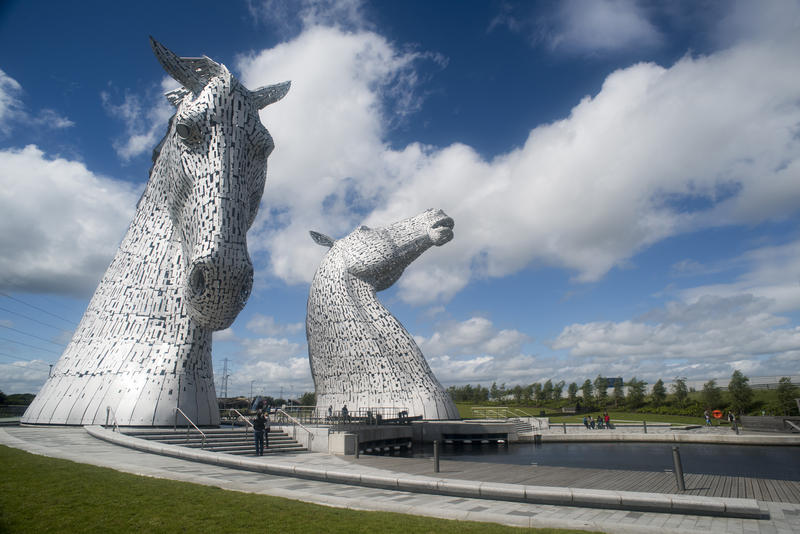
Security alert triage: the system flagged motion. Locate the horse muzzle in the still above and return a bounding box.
[184,250,253,330]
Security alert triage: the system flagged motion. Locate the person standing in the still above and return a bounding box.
[604,412,610,429]
[264,410,270,452]
[253,410,266,456]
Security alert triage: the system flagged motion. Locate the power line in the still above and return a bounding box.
[0,325,66,347]
[0,351,53,369]
[0,337,62,355]
[0,291,77,326]
[0,304,73,333]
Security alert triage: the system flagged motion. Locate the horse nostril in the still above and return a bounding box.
[189,267,206,296]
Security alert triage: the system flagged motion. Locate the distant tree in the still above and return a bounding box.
[553,381,565,401]
[612,379,624,407]
[512,384,524,404]
[580,379,594,407]
[671,377,688,408]
[650,379,666,407]
[594,375,608,406]
[701,380,723,409]
[542,379,553,401]
[299,391,316,406]
[567,382,578,403]
[490,382,500,401]
[476,384,490,402]
[626,377,647,409]
[728,370,753,415]
[776,377,799,415]
[533,383,545,404]
[523,384,533,404]
[0,390,5,404]
[5,393,35,406]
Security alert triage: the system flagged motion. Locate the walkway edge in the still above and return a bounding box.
[85,425,766,519]
[532,432,800,445]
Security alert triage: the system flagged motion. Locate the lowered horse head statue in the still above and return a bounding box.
[306,209,460,420]
[22,39,289,426]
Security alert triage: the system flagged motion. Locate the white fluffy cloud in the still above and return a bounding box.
[234,19,800,306]
[101,77,176,161]
[0,69,73,136]
[417,316,529,359]
[0,360,50,395]
[548,0,662,54]
[679,239,800,314]
[0,145,140,296]
[246,314,303,337]
[552,294,800,380]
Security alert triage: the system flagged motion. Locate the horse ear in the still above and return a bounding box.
[309,231,335,248]
[251,81,291,110]
[150,37,222,94]
[164,87,190,107]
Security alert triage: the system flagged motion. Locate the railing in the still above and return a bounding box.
[229,408,253,439]
[274,408,314,447]
[174,407,206,449]
[786,420,800,433]
[105,406,120,433]
[471,406,512,419]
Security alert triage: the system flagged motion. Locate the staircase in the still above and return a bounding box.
[124,427,307,455]
[510,418,534,434]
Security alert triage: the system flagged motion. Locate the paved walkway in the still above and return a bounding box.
[2,426,799,533]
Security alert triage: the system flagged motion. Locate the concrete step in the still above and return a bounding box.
[123,428,307,455]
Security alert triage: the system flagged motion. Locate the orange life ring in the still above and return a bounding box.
[711,409,723,419]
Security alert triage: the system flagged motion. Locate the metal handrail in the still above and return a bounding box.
[229,408,253,439]
[174,407,206,449]
[105,406,120,433]
[275,408,314,444]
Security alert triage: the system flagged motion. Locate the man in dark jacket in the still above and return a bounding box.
[253,410,266,455]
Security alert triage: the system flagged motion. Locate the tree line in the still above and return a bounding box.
[446,371,799,416]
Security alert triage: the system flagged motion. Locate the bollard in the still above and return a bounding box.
[106,406,110,427]
[563,422,567,434]
[672,446,686,491]
[643,420,647,434]
[733,420,740,435]
[355,435,359,459]
[433,440,440,473]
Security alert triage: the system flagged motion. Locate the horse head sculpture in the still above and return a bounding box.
[307,209,459,420]
[151,38,289,330]
[310,208,454,290]
[21,40,290,426]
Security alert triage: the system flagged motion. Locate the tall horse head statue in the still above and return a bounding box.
[22,40,289,426]
[150,38,289,329]
[306,209,460,420]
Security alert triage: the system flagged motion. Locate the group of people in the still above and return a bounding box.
[582,413,612,429]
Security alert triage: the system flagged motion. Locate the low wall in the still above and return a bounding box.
[411,420,517,443]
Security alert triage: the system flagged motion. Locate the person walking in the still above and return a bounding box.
[253,409,266,456]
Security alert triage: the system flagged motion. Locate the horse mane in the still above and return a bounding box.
[134,114,176,210]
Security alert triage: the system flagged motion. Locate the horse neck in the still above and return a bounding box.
[79,154,204,346]
[308,251,411,346]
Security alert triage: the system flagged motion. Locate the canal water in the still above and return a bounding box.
[415,442,800,481]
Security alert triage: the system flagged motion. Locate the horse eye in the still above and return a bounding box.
[176,121,201,143]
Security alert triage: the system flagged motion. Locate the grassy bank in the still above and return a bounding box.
[0,445,589,534]
[456,403,728,426]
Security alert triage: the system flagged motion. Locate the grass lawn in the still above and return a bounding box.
[456,403,728,426]
[0,445,591,534]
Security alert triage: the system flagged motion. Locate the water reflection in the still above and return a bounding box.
[409,442,800,480]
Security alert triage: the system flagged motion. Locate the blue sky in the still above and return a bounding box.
[1,0,799,399]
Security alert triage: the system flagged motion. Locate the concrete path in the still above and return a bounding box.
[2,426,799,534]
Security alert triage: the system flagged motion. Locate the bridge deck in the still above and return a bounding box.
[346,455,800,503]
